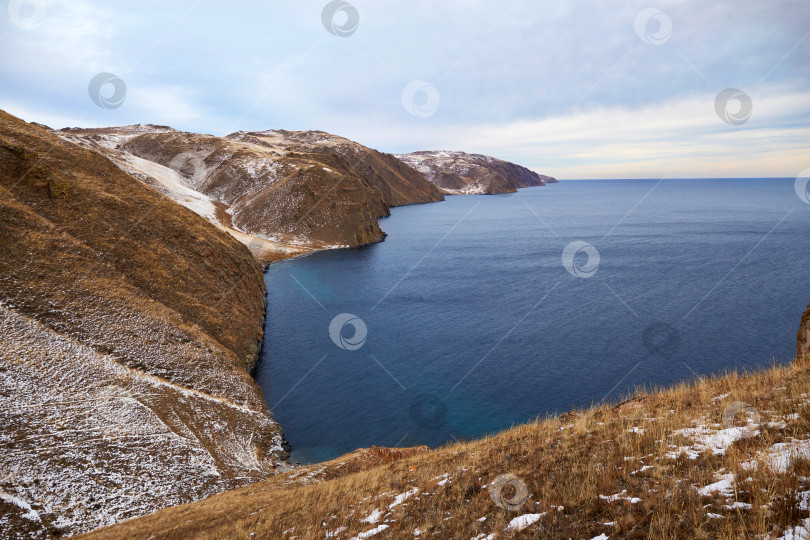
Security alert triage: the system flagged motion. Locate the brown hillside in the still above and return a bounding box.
[61,127,444,251]
[0,109,286,538]
[227,130,444,207]
[396,150,558,195]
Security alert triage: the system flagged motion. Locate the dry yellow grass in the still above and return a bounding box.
[82,358,810,539]
[0,108,285,537]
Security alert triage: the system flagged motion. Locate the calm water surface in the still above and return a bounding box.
[255,179,810,464]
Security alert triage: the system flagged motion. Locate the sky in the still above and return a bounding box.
[1,0,808,179]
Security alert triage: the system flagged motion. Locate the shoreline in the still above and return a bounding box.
[250,184,554,467]
[81,339,810,539]
[248,181,803,471]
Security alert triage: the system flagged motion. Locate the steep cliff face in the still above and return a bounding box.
[0,110,286,538]
[395,150,557,195]
[61,127,444,255]
[227,130,444,207]
[798,303,810,363]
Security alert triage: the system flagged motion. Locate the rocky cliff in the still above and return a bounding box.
[395,150,557,195]
[0,110,286,538]
[798,303,810,363]
[61,126,444,260]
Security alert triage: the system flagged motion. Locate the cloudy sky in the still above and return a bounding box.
[1,0,808,179]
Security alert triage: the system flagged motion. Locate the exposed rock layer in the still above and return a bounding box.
[798,303,810,363]
[0,110,286,538]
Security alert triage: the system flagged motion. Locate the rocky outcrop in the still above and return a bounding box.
[0,110,286,538]
[395,150,557,195]
[798,303,810,363]
[61,126,444,259]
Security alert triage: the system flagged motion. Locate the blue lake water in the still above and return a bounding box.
[255,178,810,464]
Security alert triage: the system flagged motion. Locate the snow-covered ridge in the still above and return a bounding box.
[228,128,355,147]
[58,128,311,263]
[396,150,556,195]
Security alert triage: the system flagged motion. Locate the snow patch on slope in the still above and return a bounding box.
[124,155,218,221]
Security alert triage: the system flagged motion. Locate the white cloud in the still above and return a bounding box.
[11,1,119,72]
[129,86,202,125]
[0,0,807,178]
[347,87,810,179]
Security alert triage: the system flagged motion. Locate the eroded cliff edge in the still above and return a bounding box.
[798,302,810,363]
[0,110,286,538]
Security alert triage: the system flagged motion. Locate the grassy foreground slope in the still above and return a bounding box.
[83,306,810,539]
[0,109,286,537]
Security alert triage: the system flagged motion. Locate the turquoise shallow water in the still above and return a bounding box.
[254,178,810,464]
